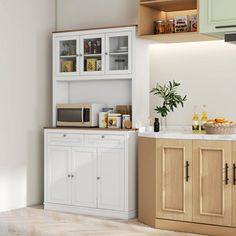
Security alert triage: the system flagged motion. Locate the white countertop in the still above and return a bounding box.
[138,127,236,141]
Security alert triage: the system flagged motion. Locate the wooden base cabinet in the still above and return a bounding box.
[139,137,236,236]
[44,129,137,219]
[156,139,192,222]
[193,140,232,226]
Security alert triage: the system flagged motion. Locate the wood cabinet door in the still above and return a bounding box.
[97,148,125,211]
[156,139,192,222]
[71,147,97,208]
[232,142,236,226]
[47,146,71,205]
[193,140,232,226]
[199,0,236,33]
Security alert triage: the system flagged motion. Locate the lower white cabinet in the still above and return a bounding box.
[71,147,97,208]
[44,129,137,219]
[97,148,125,211]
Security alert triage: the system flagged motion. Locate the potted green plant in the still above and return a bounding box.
[150,80,187,129]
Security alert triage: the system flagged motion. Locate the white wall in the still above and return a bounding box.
[56,0,138,30]
[0,0,55,211]
[150,41,236,126]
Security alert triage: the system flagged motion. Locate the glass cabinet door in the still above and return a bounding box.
[105,32,132,74]
[80,34,105,75]
[56,36,79,76]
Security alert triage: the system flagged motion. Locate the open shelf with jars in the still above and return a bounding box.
[138,0,215,43]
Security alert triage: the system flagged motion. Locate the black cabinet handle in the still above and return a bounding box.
[233,164,236,186]
[185,161,190,182]
[216,25,236,29]
[225,163,229,185]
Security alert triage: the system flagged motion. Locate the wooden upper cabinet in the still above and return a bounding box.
[199,0,236,34]
[138,0,215,43]
[193,140,232,227]
[156,139,192,222]
[232,142,236,227]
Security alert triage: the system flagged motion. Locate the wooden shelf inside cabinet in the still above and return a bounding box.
[140,32,217,43]
[140,0,197,12]
[137,0,215,43]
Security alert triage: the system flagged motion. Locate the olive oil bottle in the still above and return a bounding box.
[200,105,208,133]
[192,106,200,133]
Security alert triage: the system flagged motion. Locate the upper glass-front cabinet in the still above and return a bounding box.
[106,32,132,74]
[56,36,79,76]
[80,34,105,75]
[54,30,132,78]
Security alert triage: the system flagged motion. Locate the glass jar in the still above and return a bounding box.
[154,20,166,34]
[166,19,175,33]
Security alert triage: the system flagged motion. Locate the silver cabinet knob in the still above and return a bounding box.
[97,177,100,180]
[101,135,105,139]
[63,134,67,137]
[71,175,74,178]
[68,174,71,178]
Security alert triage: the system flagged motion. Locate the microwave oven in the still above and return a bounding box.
[56,103,105,127]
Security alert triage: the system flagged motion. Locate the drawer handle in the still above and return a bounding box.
[101,135,105,139]
[97,177,100,180]
[71,174,74,178]
[67,174,71,178]
[63,134,67,137]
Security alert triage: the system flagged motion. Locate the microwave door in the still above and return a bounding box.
[57,108,83,123]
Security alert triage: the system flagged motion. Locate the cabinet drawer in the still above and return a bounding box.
[84,134,124,148]
[47,133,83,146]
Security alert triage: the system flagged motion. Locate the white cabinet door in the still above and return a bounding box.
[79,34,105,76]
[47,146,71,205]
[105,31,132,75]
[97,148,125,211]
[71,147,97,208]
[55,36,80,77]
[199,0,236,33]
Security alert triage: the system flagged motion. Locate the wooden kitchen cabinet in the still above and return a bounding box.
[193,140,232,226]
[139,136,236,236]
[156,139,192,222]
[233,142,236,227]
[199,0,236,35]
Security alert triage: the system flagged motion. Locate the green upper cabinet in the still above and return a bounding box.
[199,0,236,35]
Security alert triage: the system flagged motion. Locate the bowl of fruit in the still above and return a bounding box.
[205,118,236,134]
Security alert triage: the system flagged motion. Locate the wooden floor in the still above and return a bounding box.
[0,207,202,236]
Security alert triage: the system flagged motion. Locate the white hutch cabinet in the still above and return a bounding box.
[45,26,149,219]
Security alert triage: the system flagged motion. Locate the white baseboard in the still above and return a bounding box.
[44,203,137,220]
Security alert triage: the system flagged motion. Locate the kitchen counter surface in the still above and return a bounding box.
[139,129,236,141]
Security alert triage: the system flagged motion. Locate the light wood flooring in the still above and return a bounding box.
[0,207,202,236]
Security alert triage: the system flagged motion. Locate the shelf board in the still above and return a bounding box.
[140,0,197,12]
[110,52,128,56]
[140,32,218,43]
[84,54,101,57]
[55,75,132,82]
[60,55,77,58]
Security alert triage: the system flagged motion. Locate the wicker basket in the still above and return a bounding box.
[205,123,236,135]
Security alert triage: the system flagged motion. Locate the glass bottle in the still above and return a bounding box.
[201,105,208,133]
[192,106,200,134]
